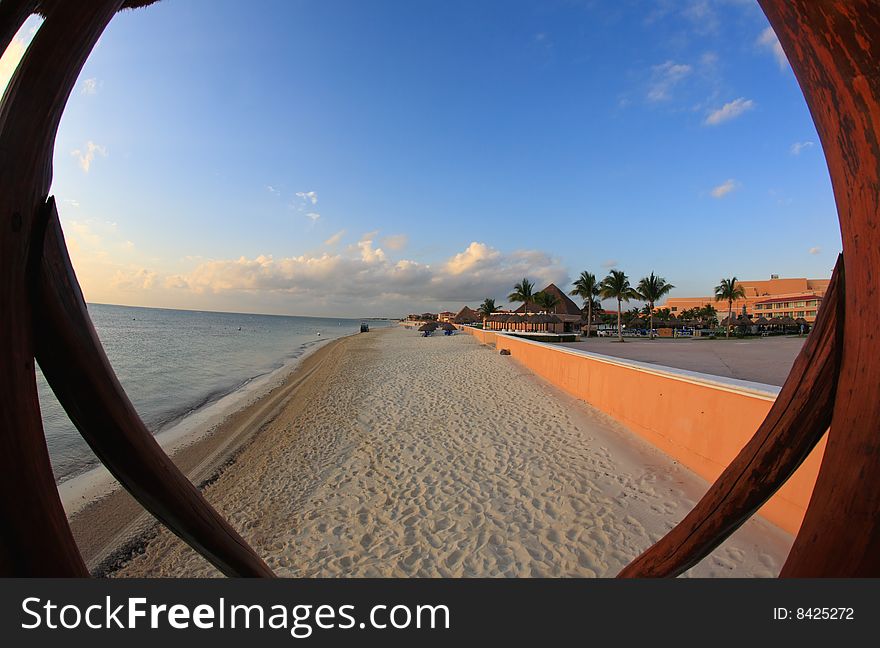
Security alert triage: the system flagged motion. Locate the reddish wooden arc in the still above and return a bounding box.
[0,0,877,577]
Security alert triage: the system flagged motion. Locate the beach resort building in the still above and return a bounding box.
[512,283,584,332]
[452,306,481,325]
[660,276,829,323]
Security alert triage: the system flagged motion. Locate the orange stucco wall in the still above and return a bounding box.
[461,326,825,535]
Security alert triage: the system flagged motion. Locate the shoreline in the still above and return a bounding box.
[67,331,360,574]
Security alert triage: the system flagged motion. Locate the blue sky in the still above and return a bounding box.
[1,0,841,317]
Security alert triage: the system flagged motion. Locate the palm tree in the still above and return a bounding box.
[533,290,560,313]
[478,298,497,319]
[635,272,675,339]
[570,271,599,337]
[599,270,639,341]
[508,278,535,314]
[715,277,747,338]
[699,303,718,327]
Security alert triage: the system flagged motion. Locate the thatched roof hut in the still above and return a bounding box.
[514,283,582,315]
[452,306,480,324]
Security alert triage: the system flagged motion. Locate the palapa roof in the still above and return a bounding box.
[452,306,480,323]
[514,283,582,316]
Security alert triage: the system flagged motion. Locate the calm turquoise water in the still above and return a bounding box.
[36,304,389,483]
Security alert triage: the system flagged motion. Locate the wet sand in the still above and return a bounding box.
[105,326,791,578]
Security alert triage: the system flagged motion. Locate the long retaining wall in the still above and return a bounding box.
[462,326,825,535]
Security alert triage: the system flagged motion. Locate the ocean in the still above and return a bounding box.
[36,303,389,483]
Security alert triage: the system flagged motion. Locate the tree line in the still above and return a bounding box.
[476,272,749,341]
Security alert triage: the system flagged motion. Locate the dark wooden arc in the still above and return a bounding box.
[0,0,36,55]
[34,198,274,577]
[758,0,880,577]
[1,0,272,576]
[619,256,843,577]
[0,0,124,578]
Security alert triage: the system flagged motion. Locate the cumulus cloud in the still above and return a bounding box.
[647,61,692,102]
[81,77,100,95]
[790,141,814,156]
[295,191,318,205]
[163,240,568,313]
[111,268,158,291]
[601,259,618,269]
[704,97,754,125]
[710,179,738,198]
[324,229,346,246]
[444,242,501,275]
[71,141,108,173]
[809,246,821,255]
[757,27,788,70]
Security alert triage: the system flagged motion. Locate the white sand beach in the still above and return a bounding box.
[109,326,792,577]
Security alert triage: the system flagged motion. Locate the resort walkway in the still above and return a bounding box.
[113,326,791,577]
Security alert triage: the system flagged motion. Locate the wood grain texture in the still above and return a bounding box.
[619,257,843,577]
[34,198,274,577]
[0,0,124,578]
[758,0,880,577]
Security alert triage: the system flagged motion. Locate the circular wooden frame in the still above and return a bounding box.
[0,0,877,577]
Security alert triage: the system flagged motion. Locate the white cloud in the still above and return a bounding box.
[757,27,788,70]
[62,198,80,208]
[601,259,618,269]
[266,185,280,195]
[444,242,501,275]
[809,246,821,255]
[111,268,157,291]
[682,1,719,35]
[647,61,693,102]
[356,236,386,263]
[162,240,568,314]
[704,97,755,125]
[710,179,738,198]
[81,77,100,95]
[381,234,408,251]
[71,141,108,173]
[295,191,318,205]
[790,141,815,155]
[324,230,346,246]
[305,212,321,223]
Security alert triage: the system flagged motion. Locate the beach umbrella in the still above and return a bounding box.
[795,317,808,326]
[417,323,436,332]
[755,316,770,326]
[439,322,456,330]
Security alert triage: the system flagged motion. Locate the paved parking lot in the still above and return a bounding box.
[560,336,807,386]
